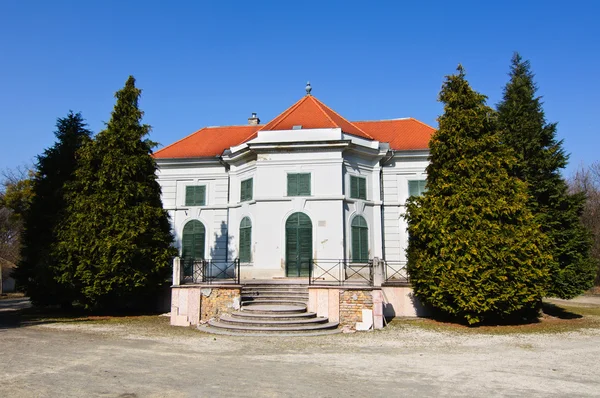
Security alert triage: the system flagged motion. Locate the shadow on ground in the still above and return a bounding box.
[0,298,164,330]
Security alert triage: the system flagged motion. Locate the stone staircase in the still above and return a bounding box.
[200,283,339,336]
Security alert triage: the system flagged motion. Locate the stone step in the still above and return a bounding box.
[230,310,317,321]
[242,295,308,303]
[207,318,339,333]
[242,287,308,293]
[240,304,307,314]
[218,314,328,327]
[198,324,341,337]
[241,299,307,307]
[241,291,308,297]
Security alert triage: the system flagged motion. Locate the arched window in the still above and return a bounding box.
[239,217,252,263]
[182,220,206,276]
[351,216,368,263]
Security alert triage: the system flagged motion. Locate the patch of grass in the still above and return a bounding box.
[387,302,600,335]
[0,306,206,338]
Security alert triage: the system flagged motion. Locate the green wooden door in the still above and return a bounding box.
[285,213,312,277]
[351,216,368,262]
[182,220,206,275]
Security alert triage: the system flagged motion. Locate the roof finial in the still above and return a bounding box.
[305,81,312,96]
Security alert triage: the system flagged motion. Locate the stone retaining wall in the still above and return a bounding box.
[199,287,241,322]
[339,289,374,327]
[171,285,241,327]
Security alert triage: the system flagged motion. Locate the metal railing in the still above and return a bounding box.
[309,259,374,286]
[181,258,240,285]
[383,260,409,285]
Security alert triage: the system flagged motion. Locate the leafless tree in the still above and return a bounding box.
[0,165,32,293]
[569,161,600,285]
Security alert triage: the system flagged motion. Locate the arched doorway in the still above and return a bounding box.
[351,215,369,263]
[285,212,312,277]
[239,217,252,263]
[182,220,206,276]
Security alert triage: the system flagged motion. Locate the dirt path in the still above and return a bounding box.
[1,318,600,397]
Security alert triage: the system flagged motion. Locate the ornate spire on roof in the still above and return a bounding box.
[305,81,312,96]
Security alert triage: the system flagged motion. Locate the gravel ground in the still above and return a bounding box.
[2,314,600,397]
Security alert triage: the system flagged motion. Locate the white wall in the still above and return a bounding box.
[156,136,429,279]
[380,151,429,262]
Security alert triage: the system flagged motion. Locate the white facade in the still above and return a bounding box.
[156,125,429,280]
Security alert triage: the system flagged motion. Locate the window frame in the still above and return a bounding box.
[287,173,311,197]
[408,179,427,198]
[185,185,206,206]
[239,217,252,263]
[351,215,369,263]
[349,175,367,200]
[240,178,253,202]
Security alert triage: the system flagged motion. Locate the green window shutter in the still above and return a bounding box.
[408,180,427,196]
[351,216,368,262]
[358,178,366,200]
[408,180,419,197]
[247,178,253,201]
[287,173,298,196]
[199,186,207,205]
[351,225,360,262]
[350,176,358,198]
[350,176,366,199]
[182,220,206,260]
[185,186,194,206]
[240,179,247,202]
[186,185,206,206]
[241,178,253,201]
[359,226,368,262]
[408,180,426,197]
[239,217,252,262]
[298,174,311,196]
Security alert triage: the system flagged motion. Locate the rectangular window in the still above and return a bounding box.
[350,176,367,200]
[185,185,206,206]
[287,173,311,196]
[240,178,253,202]
[408,180,427,197]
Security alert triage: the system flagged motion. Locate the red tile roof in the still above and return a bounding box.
[353,118,435,151]
[153,96,436,159]
[258,95,372,139]
[154,125,260,159]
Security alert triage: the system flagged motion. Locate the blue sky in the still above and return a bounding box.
[1,1,598,176]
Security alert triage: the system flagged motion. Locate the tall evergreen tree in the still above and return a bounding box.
[497,53,596,298]
[56,76,175,309]
[405,66,551,324]
[14,112,92,306]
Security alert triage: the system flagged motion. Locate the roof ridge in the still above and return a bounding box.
[408,117,436,131]
[308,96,339,129]
[153,126,207,155]
[353,118,411,123]
[311,97,374,139]
[259,96,310,131]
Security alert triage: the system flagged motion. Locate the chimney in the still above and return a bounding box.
[248,112,260,125]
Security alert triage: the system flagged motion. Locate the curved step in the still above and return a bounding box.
[242,296,308,303]
[242,291,308,296]
[219,313,328,327]
[241,304,307,314]
[198,324,341,337]
[231,311,317,321]
[241,299,307,307]
[207,318,339,332]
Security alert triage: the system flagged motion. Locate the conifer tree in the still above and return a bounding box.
[56,76,175,309]
[14,112,91,306]
[497,54,596,298]
[405,66,551,324]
